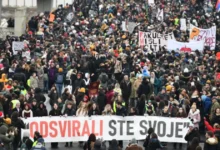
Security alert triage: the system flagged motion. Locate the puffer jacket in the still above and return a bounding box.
[204,137,219,150]
[188,109,201,129]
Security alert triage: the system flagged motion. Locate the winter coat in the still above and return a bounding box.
[211,102,220,120]
[130,77,136,98]
[188,109,201,129]
[120,80,132,100]
[22,137,33,150]
[204,120,220,133]
[116,106,126,116]
[114,60,122,73]
[133,79,142,98]
[29,76,39,89]
[35,102,48,117]
[105,90,114,106]
[97,92,107,111]
[36,67,44,89]
[211,114,220,125]
[137,80,151,98]
[204,137,219,150]
[147,138,163,150]
[203,96,212,115]
[88,109,100,116]
[49,108,62,116]
[108,139,121,150]
[126,144,143,150]
[48,90,58,105]
[34,88,46,102]
[63,108,76,116]
[185,128,200,143]
[72,78,85,93]
[0,125,14,150]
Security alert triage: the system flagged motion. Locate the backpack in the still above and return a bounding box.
[31,142,46,150]
[101,73,108,83]
[56,74,64,84]
[20,139,28,150]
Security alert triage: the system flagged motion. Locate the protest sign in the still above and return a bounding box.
[21,116,190,143]
[12,41,24,55]
[157,8,163,21]
[122,21,139,34]
[167,40,204,52]
[66,12,74,21]
[139,31,175,51]
[22,51,31,61]
[148,0,155,5]
[180,18,186,31]
[190,24,216,50]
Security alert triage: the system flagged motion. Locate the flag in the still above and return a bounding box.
[216,0,220,11]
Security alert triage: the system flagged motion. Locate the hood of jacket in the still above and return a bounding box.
[206,137,218,145]
[189,109,200,115]
[0,125,8,135]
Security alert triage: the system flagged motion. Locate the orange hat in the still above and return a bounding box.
[4,118,11,125]
[166,85,172,91]
[78,88,85,93]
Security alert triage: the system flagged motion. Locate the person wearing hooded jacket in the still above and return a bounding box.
[204,131,219,150]
[35,101,48,117]
[108,139,121,150]
[0,125,14,150]
[137,77,151,98]
[32,131,45,150]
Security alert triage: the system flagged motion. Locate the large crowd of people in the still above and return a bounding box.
[0,0,219,149]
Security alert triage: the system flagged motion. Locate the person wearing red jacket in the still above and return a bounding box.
[204,118,220,132]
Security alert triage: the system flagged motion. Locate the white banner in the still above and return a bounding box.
[139,31,175,51]
[12,41,24,55]
[190,24,216,50]
[180,18,186,31]
[21,116,190,143]
[167,40,204,52]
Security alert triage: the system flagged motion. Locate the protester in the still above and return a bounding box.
[125,138,143,150]
[204,131,219,150]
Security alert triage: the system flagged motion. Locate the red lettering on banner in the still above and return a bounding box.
[82,121,90,136]
[68,121,71,137]
[72,120,80,136]
[30,122,38,138]
[59,121,67,137]
[40,121,48,137]
[92,120,98,136]
[100,120,103,136]
[49,121,57,138]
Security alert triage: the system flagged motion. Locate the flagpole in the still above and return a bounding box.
[145,0,148,21]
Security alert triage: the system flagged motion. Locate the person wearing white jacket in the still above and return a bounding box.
[188,104,201,129]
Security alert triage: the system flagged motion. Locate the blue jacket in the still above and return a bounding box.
[203,96,212,115]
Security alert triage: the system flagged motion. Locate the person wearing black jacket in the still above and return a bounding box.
[88,103,100,116]
[96,88,107,112]
[11,111,25,150]
[185,125,200,146]
[34,88,46,103]
[143,128,155,150]
[49,103,62,148]
[35,101,48,117]
[63,101,75,147]
[120,75,131,110]
[137,77,151,99]
[115,102,126,148]
[72,73,85,94]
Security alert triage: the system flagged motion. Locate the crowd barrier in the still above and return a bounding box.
[21,116,190,143]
